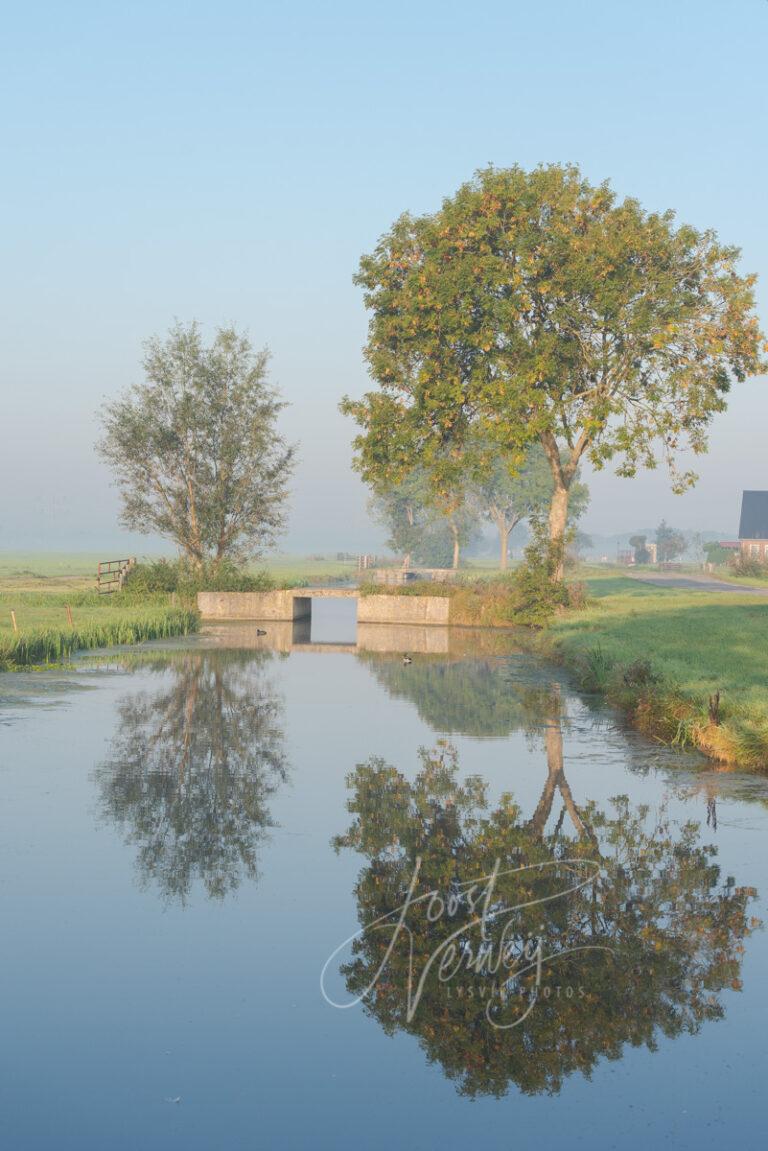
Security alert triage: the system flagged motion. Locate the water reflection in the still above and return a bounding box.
[94,650,288,904]
[332,706,759,1098]
[360,653,538,738]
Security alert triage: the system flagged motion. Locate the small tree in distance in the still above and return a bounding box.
[97,322,296,571]
[369,470,478,569]
[656,520,686,564]
[629,534,651,564]
[473,443,589,569]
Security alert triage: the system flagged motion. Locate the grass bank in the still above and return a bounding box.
[0,591,199,669]
[544,573,768,770]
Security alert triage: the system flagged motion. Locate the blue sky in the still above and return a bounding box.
[1,0,766,552]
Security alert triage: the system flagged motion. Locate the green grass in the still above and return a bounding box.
[0,590,198,669]
[547,576,768,769]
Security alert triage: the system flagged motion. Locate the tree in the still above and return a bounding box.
[472,443,589,569]
[97,322,296,570]
[369,469,478,569]
[342,165,764,581]
[629,534,651,564]
[656,520,686,563]
[704,541,732,565]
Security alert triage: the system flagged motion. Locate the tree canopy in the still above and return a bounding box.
[343,164,764,579]
[656,520,686,563]
[98,322,296,568]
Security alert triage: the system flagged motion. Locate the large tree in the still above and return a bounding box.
[98,322,295,569]
[472,443,589,569]
[342,165,763,580]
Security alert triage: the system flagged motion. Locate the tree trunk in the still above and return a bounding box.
[499,524,510,570]
[548,483,569,582]
[450,523,460,570]
[540,429,590,585]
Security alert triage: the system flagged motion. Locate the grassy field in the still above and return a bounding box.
[0,587,198,669]
[546,572,768,769]
[0,552,363,594]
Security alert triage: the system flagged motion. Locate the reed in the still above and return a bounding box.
[0,606,199,669]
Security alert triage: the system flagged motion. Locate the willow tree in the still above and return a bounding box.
[342,165,763,580]
[98,322,296,570]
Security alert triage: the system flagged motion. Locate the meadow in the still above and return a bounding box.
[547,571,768,769]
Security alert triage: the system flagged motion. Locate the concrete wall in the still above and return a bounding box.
[198,589,451,625]
[197,590,310,620]
[357,593,450,625]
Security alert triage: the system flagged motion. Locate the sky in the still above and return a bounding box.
[1,0,767,555]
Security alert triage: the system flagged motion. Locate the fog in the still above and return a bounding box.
[1,0,766,556]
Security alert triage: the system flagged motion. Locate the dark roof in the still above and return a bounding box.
[738,491,768,540]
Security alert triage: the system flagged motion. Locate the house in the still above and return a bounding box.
[738,491,768,559]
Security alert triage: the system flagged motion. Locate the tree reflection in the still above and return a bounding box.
[95,650,287,903]
[361,654,534,737]
[332,719,758,1097]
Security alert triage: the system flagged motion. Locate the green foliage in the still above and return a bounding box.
[508,536,570,627]
[629,534,651,564]
[704,541,733,565]
[97,322,296,567]
[122,557,275,598]
[368,470,478,567]
[342,164,764,574]
[471,443,589,568]
[656,520,686,563]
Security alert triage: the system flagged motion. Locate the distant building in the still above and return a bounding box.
[738,491,768,559]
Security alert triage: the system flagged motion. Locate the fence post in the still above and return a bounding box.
[11,610,18,633]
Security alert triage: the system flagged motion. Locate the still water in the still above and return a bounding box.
[1,604,767,1150]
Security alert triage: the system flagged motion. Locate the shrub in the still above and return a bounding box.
[507,537,570,627]
[622,659,660,689]
[730,553,768,579]
[121,558,275,599]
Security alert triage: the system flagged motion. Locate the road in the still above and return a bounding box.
[629,571,768,595]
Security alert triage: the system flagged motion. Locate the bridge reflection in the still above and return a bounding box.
[202,620,520,656]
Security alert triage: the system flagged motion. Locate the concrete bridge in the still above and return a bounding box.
[197,587,452,626]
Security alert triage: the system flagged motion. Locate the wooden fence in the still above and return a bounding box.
[97,557,136,594]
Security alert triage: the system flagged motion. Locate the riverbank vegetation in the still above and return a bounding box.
[544,573,768,770]
[0,590,198,670]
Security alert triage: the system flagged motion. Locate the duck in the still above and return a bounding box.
[256,628,267,637]
[402,653,412,665]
